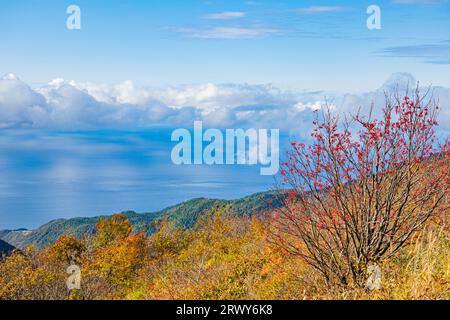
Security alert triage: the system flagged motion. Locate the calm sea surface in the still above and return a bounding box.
[0,129,278,229]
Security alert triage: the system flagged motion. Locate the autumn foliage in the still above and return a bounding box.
[0,89,448,300]
[271,89,449,287]
[0,207,449,300]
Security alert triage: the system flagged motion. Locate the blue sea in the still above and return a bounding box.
[0,129,281,229]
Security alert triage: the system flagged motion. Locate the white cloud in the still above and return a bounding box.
[0,73,49,128]
[297,6,347,14]
[173,26,280,39]
[206,11,246,20]
[0,73,449,135]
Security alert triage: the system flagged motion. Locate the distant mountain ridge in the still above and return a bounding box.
[0,191,284,249]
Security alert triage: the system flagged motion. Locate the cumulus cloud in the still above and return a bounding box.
[0,73,50,128]
[0,73,449,135]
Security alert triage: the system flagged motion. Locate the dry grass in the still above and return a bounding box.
[254,210,450,300]
[319,218,449,299]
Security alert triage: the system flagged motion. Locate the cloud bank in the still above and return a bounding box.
[0,73,449,134]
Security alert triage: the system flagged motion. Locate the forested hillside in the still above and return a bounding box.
[0,239,15,257]
[0,191,284,249]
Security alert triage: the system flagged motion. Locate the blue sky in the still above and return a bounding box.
[1,0,449,91]
[0,1,450,229]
